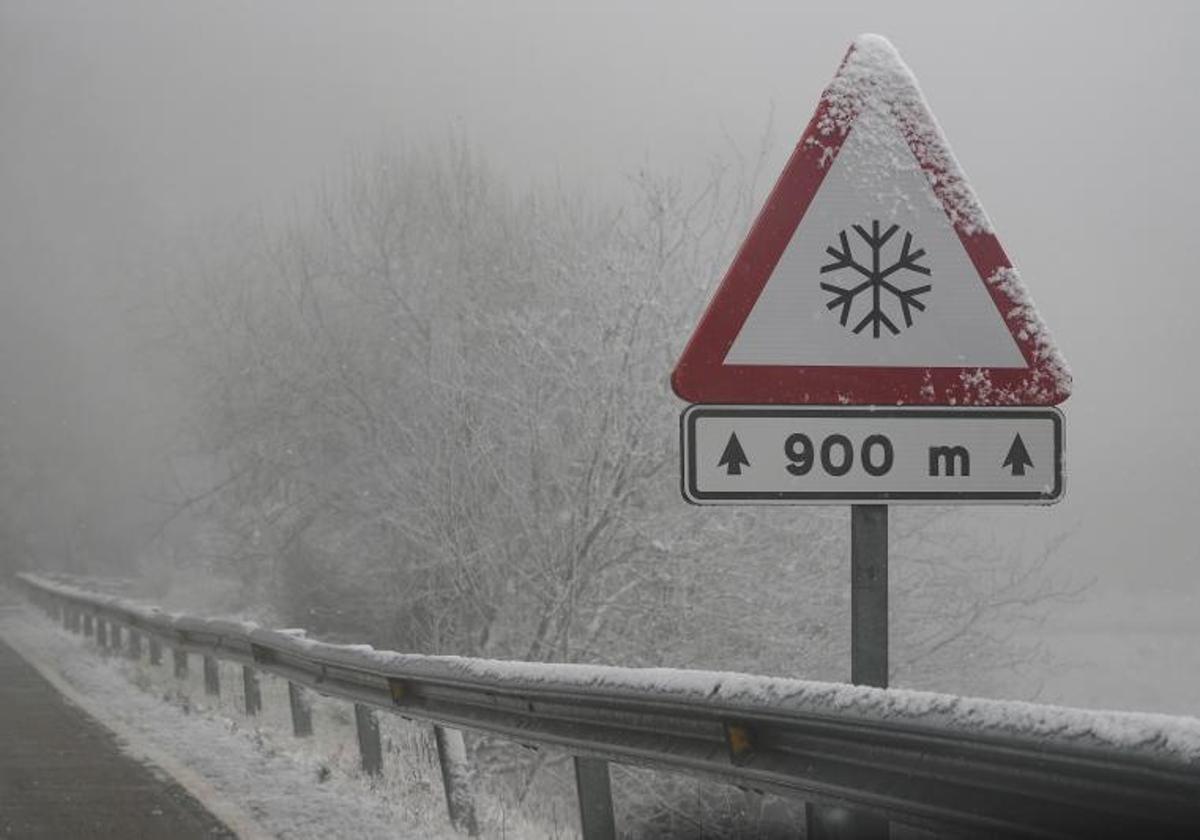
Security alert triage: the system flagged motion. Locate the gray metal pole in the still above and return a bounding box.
[851,504,888,687]
[203,656,221,696]
[288,682,313,737]
[574,756,616,840]
[433,724,479,836]
[242,666,261,715]
[354,704,383,776]
[808,504,889,840]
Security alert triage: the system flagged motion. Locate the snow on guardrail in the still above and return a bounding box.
[17,570,1200,838]
[19,571,1200,768]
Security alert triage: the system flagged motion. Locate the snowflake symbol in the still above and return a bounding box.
[819,220,932,338]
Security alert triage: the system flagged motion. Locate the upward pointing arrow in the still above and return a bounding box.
[1002,434,1034,476]
[717,433,750,476]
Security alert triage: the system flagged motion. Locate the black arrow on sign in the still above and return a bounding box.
[1002,434,1034,476]
[717,433,750,476]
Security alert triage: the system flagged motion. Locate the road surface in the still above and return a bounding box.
[0,632,235,838]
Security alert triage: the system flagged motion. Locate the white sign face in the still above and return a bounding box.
[723,107,1027,370]
[682,406,1064,505]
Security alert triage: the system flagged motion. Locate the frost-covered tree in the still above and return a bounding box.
[151,136,1077,701]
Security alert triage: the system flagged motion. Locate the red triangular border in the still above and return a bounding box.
[671,35,1071,406]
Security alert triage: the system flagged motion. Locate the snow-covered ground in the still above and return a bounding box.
[0,595,569,839]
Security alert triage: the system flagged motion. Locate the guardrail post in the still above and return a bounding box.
[242,666,262,715]
[128,629,142,659]
[288,682,313,737]
[62,606,72,631]
[83,613,93,637]
[109,623,122,650]
[173,648,188,679]
[203,656,221,696]
[574,756,616,840]
[354,704,382,776]
[433,725,479,836]
[96,618,108,647]
[149,636,162,665]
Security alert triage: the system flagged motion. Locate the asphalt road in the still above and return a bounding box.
[0,634,236,839]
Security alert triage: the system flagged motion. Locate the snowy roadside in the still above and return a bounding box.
[0,593,471,840]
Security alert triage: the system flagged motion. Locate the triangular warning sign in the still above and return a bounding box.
[672,35,1071,406]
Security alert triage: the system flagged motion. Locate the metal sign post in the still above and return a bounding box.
[851,504,887,689]
[806,505,890,838]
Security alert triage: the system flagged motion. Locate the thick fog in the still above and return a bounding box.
[2,1,1198,712]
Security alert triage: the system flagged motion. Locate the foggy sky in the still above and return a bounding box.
[2,1,1199,597]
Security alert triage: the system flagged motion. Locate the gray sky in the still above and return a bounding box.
[2,1,1199,594]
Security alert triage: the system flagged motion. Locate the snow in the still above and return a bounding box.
[986,266,1074,403]
[228,619,1200,769]
[357,652,1200,767]
[812,34,991,238]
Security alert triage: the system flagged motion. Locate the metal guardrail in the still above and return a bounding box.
[15,572,1200,839]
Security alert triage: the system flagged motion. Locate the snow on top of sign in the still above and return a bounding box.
[810,34,992,237]
[981,266,1074,403]
[805,35,1074,405]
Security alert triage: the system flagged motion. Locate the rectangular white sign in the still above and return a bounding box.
[681,406,1064,505]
